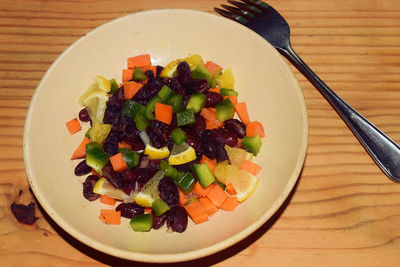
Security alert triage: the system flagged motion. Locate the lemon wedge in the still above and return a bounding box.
[213,163,259,202]
[87,123,112,143]
[82,90,109,124]
[168,142,196,165]
[134,171,164,207]
[224,145,253,167]
[160,59,179,78]
[144,144,170,160]
[182,54,204,70]
[78,75,111,105]
[217,68,235,89]
[93,178,130,201]
[160,55,204,78]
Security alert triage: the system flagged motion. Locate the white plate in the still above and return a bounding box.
[23,9,308,263]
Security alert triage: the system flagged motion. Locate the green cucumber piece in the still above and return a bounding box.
[85,142,102,152]
[192,163,216,188]
[186,93,206,113]
[166,94,183,113]
[192,64,213,85]
[109,78,119,94]
[170,128,187,145]
[145,96,162,120]
[132,66,147,81]
[220,89,238,96]
[177,172,196,194]
[122,100,145,119]
[134,113,149,131]
[176,109,196,127]
[130,213,153,232]
[160,160,179,180]
[152,198,170,216]
[216,103,234,122]
[157,85,174,102]
[241,135,262,156]
[211,68,221,88]
[215,178,226,190]
[85,144,109,175]
[118,148,139,169]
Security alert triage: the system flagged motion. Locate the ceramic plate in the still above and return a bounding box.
[23,9,308,263]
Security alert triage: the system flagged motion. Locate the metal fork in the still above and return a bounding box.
[215,0,400,182]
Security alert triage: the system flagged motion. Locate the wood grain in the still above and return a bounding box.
[1,0,399,266]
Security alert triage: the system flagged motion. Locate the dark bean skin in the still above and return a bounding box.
[122,169,136,180]
[166,78,185,95]
[103,107,119,124]
[185,134,200,151]
[190,79,209,93]
[102,164,125,189]
[146,126,166,149]
[177,61,192,86]
[103,135,119,156]
[123,180,136,196]
[78,108,91,122]
[116,203,144,219]
[144,70,155,81]
[200,141,216,159]
[194,114,206,136]
[223,119,246,138]
[205,91,223,107]
[74,159,92,176]
[83,175,100,201]
[152,210,167,230]
[216,146,229,162]
[216,129,237,147]
[158,178,179,206]
[166,206,188,233]
[156,65,164,77]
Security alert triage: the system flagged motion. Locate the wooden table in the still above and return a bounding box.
[1,0,399,265]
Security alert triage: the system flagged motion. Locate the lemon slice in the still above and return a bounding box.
[168,142,196,165]
[82,90,109,124]
[134,171,164,207]
[224,145,253,167]
[213,163,259,202]
[93,178,130,201]
[88,123,112,143]
[78,75,111,105]
[160,55,204,78]
[144,144,170,160]
[217,68,235,89]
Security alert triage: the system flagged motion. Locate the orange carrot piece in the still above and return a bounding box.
[100,195,117,205]
[192,182,207,197]
[225,183,237,195]
[144,207,152,214]
[184,199,209,224]
[99,209,121,225]
[123,81,142,100]
[142,65,157,77]
[204,61,222,75]
[206,183,228,207]
[127,54,151,69]
[200,155,217,171]
[66,118,81,135]
[239,160,262,176]
[71,137,91,160]
[110,152,128,172]
[205,120,218,130]
[208,88,220,94]
[203,183,214,196]
[118,141,132,149]
[234,102,251,125]
[246,121,265,138]
[200,108,223,128]
[220,196,239,211]
[178,187,190,206]
[223,95,238,105]
[122,68,134,82]
[199,197,218,217]
[155,102,173,124]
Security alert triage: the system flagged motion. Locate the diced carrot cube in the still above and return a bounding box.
[99,209,121,225]
[220,196,239,211]
[206,183,228,207]
[66,118,81,135]
[110,152,128,172]
[100,195,117,205]
[199,197,218,217]
[123,81,142,100]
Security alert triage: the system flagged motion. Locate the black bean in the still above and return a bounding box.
[103,135,119,156]
[122,169,136,180]
[223,119,246,138]
[189,79,209,93]
[123,180,136,196]
[78,108,91,122]
[152,210,167,230]
[156,65,164,77]
[166,78,185,95]
[215,129,237,147]
[83,175,100,201]
[194,114,206,136]
[216,146,229,162]
[185,134,200,151]
[116,203,144,219]
[74,159,92,176]
[158,178,179,206]
[146,126,166,149]
[144,70,155,81]
[166,206,188,233]
[102,164,124,189]
[107,88,124,109]
[103,107,119,124]
[200,141,216,159]
[133,78,164,103]
[177,61,192,86]
[205,91,223,107]
[148,159,161,171]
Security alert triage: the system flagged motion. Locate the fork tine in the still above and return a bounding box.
[240,0,270,11]
[221,4,255,20]
[214,7,249,24]
[227,0,262,16]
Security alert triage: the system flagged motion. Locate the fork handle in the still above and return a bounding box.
[280,44,400,182]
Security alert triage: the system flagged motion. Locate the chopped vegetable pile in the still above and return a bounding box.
[66,54,265,233]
